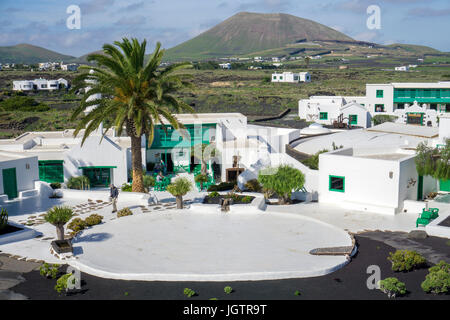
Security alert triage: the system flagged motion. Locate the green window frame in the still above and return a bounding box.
[376,90,384,98]
[375,104,385,112]
[329,175,345,192]
[319,112,328,120]
[349,114,358,125]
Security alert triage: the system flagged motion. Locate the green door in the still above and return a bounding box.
[39,161,64,183]
[417,175,424,200]
[440,179,450,192]
[2,168,18,200]
[82,168,111,187]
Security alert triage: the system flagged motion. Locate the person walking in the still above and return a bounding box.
[110,184,119,213]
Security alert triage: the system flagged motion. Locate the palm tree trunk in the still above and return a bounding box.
[176,195,183,209]
[130,134,145,193]
[56,224,65,241]
[201,160,207,175]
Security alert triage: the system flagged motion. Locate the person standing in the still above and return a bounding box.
[110,184,119,213]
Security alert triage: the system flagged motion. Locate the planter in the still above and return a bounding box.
[51,239,73,254]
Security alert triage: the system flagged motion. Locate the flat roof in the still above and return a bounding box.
[367,123,439,138]
[166,113,246,125]
[356,153,411,161]
[367,82,450,89]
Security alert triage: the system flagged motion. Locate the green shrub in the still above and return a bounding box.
[379,277,407,298]
[208,191,220,197]
[0,208,8,231]
[121,183,132,192]
[54,274,75,294]
[143,175,155,190]
[0,96,50,112]
[421,261,450,294]
[258,165,305,204]
[373,115,398,126]
[388,250,427,272]
[241,196,253,203]
[67,218,87,233]
[294,290,301,296]
[244,179,262,192]
[207,182,236,192]
[301,149,328,170]
[224,286,233,294]
[50,182,61,189]
[84,214,103,226]
[117,207,133,218]
[67,176,90,190]
[39,263,60,279]
[184,288,196,298]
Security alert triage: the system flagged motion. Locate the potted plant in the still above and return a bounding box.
[167,177,193,209]
[44,206,74,254]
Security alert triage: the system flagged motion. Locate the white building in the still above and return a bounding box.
[219,63,231,69]
[0,153,39,202]
[272,72,311,83]
[318,146,436,215]
[13,78,69,91]
[61,63,78,71]
[299,82,450,127]
[395,66,409,71]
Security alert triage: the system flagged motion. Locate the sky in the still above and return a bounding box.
[0,0,449,57]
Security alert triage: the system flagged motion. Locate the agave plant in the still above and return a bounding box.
[44,206,74,240]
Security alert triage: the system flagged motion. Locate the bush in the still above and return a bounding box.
[67,176,90,190]
[379,277,407,298]
[244,179,262,192]
[184,288,196,298]
[241,195,253,203]
[0,96,50,112]
[224,286,233,294]
[117,207,133,218]
[301,149,329,170]
[421,261,450,294]
[388,250,427,272]
[208,191,220,197]
[67,218,87,233]
[207,182,236,192]
[50,182,61,189]
[84,214,103,226]
[143,175,155,189]
[39,263,60,279]
[0,208,8,231]
[121,183,132,192]
[372,114,398,126]
[258,165,305,204]
[54,274,75,294]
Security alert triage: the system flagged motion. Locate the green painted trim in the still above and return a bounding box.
[39,160,64,164]
[79,166,117,169]
[417,175,424,200]
[349,114,358,125]
[2,167,18,200]
[376,90,384,98]
[375,104,385,112]
[319,112,328,120]
[329,175,345,193]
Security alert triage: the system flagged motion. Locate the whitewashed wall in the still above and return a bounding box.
[0,156,39,196]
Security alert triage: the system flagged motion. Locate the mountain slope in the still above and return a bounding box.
[0,44,77,64]
[164,12,354,60]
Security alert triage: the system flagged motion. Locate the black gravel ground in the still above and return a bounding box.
[9,235,450,301]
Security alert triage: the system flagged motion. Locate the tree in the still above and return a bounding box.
[415,139,450,181]
[191,143,219,175]
[194,173,208,190]
[45,206,74,241]
[258,165,305,204]
[167,177,193,209]
[304,56,311,68]
[71,38,194,193]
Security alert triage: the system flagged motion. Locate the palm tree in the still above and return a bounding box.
[191,143,219,175]
[71,38,194,192]
[45,206,74,241]
[167,177,193,209]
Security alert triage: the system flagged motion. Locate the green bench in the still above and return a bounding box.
[416,208,439,228]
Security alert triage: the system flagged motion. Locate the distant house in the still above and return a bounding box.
[13,78,69,91]
[271,72,311,83]
[395,66,409,72]
[61,63,78,71]
[219,63,231,69]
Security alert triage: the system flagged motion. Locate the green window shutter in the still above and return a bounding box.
[376,90,384,98]
[349,115,358,125]
[319,112,328,120]
[329,175,345,192]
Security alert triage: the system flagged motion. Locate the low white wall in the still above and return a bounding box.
[61,189,151,205]
[425,213,450,239]
[0,221,39,245]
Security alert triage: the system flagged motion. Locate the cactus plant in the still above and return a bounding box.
[0,208,8,231]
